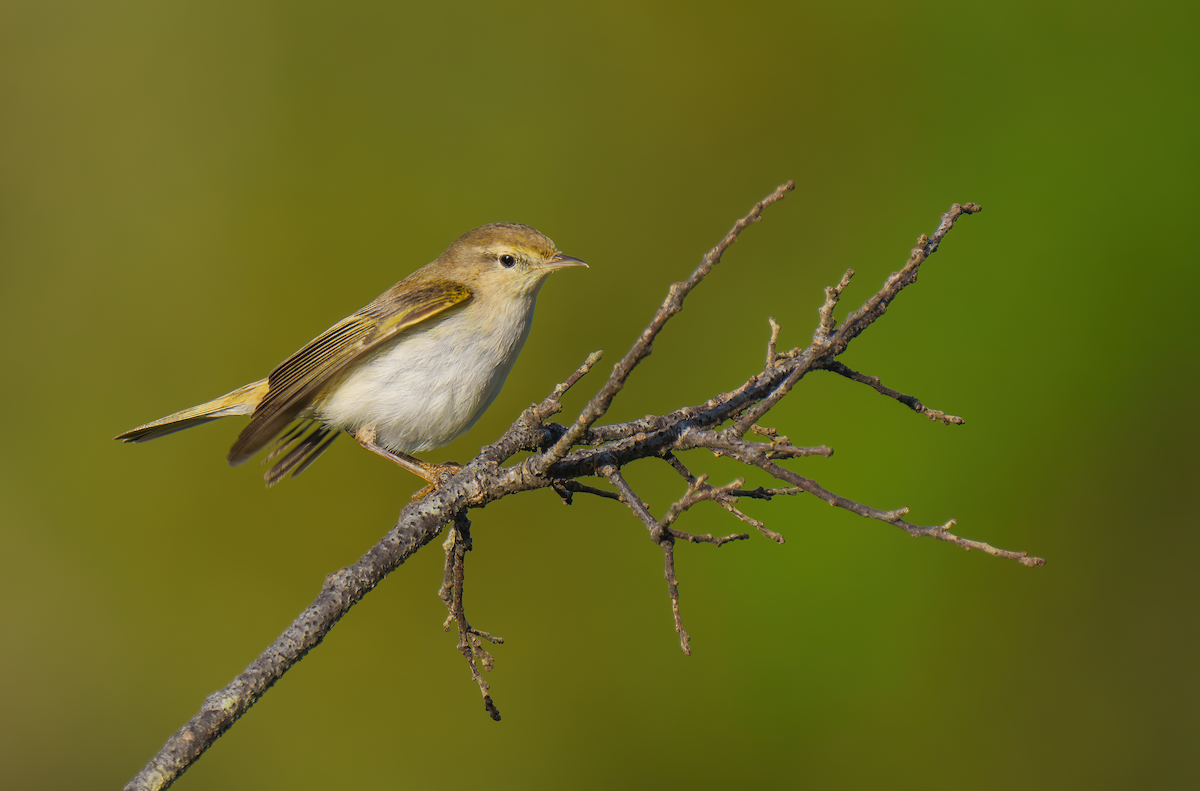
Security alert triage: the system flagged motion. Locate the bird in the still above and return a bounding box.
[116,222,586,488]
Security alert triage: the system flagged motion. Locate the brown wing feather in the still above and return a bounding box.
[227,279,472,466]
[262,422,341,486]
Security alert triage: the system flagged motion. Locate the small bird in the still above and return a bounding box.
[116,222,586,488]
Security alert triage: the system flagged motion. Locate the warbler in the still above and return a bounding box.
[116,222,586,487]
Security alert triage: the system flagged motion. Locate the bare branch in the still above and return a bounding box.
[662,540,690,655]
[749,424,786,442]
[532,181,796,475]
[657,478,754,546]
[766,317,782,368]
[440,515,502,721]
[544,350,606,410]
[124,494,463,791]
[666,528,750,546]
[661,452,786,542]
[602,464,659,535]
[602,464,692,653]
[820,360,965,425]
[825,203,982,356]
[924,519,1046,567]
[730,486,804,501]
[678,428,827,463]
[730,364,806,437]
[660,475,745,527]
[551,480,622,505]
[813,268,855,342]
[125,194,1040,791]
[756,461,1042,566]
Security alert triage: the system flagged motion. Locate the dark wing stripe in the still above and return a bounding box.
[264,424,338,486]
[288,427,341,479]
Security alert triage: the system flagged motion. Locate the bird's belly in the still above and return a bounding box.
[314,312,528,453]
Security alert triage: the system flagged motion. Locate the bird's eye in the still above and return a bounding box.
[499,254,516,268]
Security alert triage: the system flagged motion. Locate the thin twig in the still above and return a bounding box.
[826,204,982,356]
[666,528,750,546]
[551,480,623,505]
[814,268,855,342]
[660,452,785,542]
[662,539,689,655]
[547,350,606,406]
[443,515,502,720]
[755,460,1044,567]
[602,464,659,535]
[532,181,796,475]
[730,364,806,437]
[820,361,964,425]
[660,476,748,527]
[766,317,782,368]
[603,464,692,653]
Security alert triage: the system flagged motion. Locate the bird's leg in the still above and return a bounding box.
[353,426,462,500]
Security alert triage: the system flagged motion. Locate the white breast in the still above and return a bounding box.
[315,298,535,453]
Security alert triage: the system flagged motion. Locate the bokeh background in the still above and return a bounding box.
[2,1,1196,789]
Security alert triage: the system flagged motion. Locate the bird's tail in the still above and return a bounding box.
[114,379,270,443]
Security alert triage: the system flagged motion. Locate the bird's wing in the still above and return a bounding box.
[227,279,472,466]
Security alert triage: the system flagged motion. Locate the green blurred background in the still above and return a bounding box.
[2,1,1196,788]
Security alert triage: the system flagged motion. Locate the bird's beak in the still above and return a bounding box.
[543,253,588,270]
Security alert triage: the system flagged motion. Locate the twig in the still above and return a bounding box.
[662,539,689,655]
[766,317,782,367]
[825,203,982,356]
[666,528,750,546]
[551,480,623,505]
[603,464,693,653]
[813,268,855,342]
[440,514,502,721]
[531,181,796,475]
[661,452,786,542]
[820,360,965,425]
[756,460,1043,566]
[602,464,659,535]
[659,476,753,529]
[730,364,807,437]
